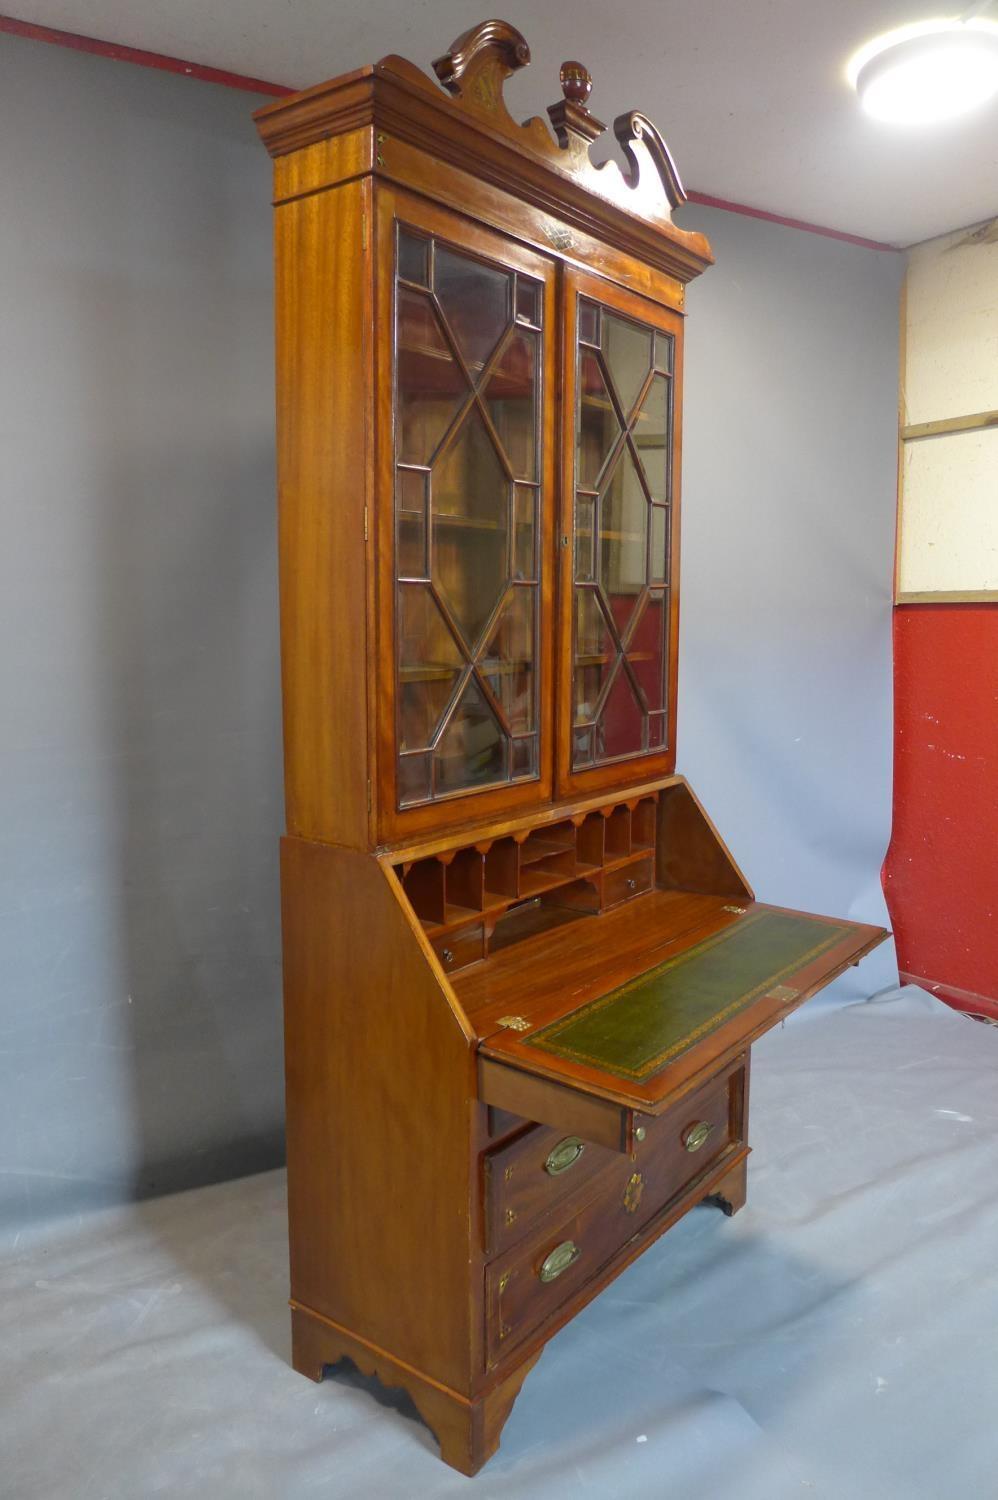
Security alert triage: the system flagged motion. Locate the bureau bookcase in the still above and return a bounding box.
[255,21,887,1474]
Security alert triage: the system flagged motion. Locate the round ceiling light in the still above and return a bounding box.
[848,17,998,124]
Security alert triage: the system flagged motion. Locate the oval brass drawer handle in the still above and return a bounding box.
[538,1240,580,1283]
[544,1136,585,1176]
[683,1120,715,1153]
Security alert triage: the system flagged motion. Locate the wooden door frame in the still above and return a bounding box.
[373,185,559,844]
[555,265,686,800]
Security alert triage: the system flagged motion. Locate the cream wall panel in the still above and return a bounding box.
[898,429,998,595]
[905,222,998,427]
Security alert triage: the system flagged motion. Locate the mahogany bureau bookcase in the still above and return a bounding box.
[254,21,887,1475]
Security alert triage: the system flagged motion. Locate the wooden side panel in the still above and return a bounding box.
[274,179,372,846]
[657,778,753,899]
[281,837,476,1390]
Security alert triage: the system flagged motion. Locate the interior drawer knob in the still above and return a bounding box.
[538,1240,581,1283]
[544,1136,585,1175]
[683,1120,715,1153]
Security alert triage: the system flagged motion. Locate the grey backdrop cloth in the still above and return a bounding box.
[5,987,996,1499]
[0,32,900,1238]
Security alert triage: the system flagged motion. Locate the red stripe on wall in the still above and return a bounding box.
[884,604,998,1009]
[684,191,897,253]
[0,14,294,96]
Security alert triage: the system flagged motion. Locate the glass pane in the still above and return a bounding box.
[481,588,535,734]
[398,752,432,805]
[397,585,462,751]
[654,331,674,373]
[397,469,427,577]
[577,350,620,489]
[511,736,537,778]
[572,291,674,773]
[513,486,536,580]
[599,445,649,635]
[602,311,652,421]
[575,493,595,582]
[397,288,467,465]
[432,408,509,650]
[578,298,600,346]
[393,228,542,808]
[434,677,504,793]
[398,230,429,286]
[634,374,670,503]
[650,505,668,584]
[484,329,537,481]
[596,667,644,760]
[627,591,666,711]
[434,245,510,376]
[574,589,615,724]
[573,725,594,767]
[516,278,541,325]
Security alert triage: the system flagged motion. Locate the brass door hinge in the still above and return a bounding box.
[363,504,369,542]
[366,778,372,813]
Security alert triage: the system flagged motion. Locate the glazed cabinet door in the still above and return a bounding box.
[557,267,684,797]
[375,189,557,840]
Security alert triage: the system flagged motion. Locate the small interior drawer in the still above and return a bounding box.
[602,853,654,908]
[431,922,484,973]
[483,1122,618,1256]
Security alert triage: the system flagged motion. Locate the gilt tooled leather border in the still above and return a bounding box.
[523,911,853,1082]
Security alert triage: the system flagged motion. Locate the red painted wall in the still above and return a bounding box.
[883,604,998,1016]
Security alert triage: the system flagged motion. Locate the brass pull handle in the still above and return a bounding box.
[626,877,636,891]
[538,1240,580,1283]
[544,1136,585,1176]
[683,1120,714,1153]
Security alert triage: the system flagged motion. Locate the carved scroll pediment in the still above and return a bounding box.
[255,17,712,279]
[424,20,693,231]
[432,19,530,101]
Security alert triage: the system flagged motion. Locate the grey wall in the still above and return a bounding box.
[0,35,901,1237]
[0,35,283,1238]
[676,204,902,1002]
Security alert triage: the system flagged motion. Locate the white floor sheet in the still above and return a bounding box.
[4,986,996,1500]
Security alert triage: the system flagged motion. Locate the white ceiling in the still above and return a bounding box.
[12,0,998,245]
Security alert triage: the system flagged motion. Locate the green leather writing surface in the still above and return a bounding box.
[524,910,852,1081]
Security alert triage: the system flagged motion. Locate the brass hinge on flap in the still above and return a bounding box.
[497,1015,530,1032]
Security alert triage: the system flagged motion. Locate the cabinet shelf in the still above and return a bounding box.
[400,659,530,684]
[580,394,662,421]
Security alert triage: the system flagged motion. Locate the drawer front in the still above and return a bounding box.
[483,1122,618,1255]
[485,1060,746,1366]
[626,1062,742,1223]
[602,854,654,908]
[431,922,484,972]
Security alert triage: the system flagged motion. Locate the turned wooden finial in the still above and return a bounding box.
[559,60,592,105]
[549,57,604,150]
